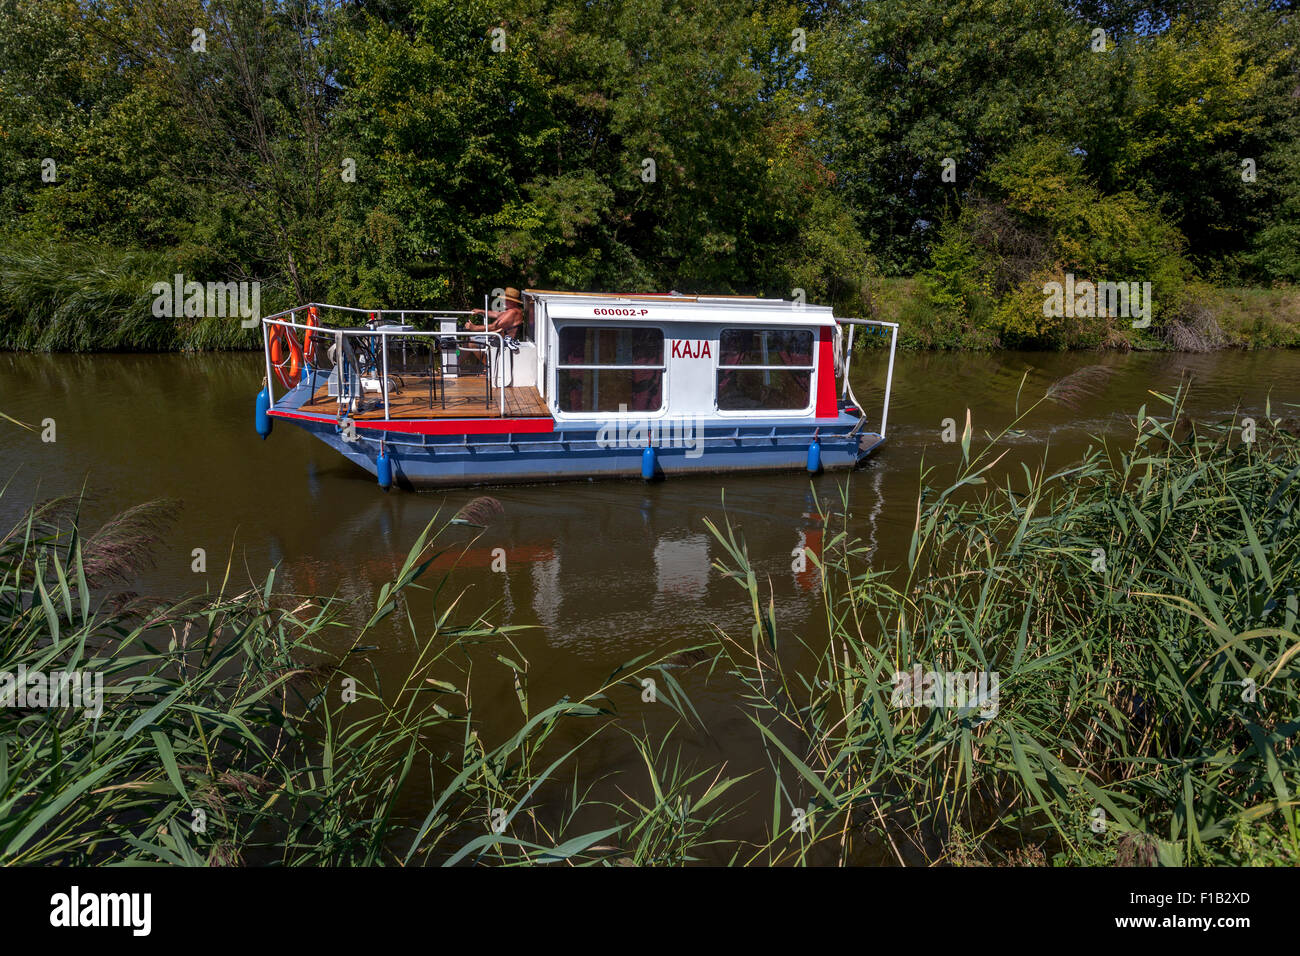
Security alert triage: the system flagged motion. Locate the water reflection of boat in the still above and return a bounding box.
[267,488,838,660]
[795,516,824,593]
[291,537,554,584]
[256,292,899,491]
[654,533,711,597]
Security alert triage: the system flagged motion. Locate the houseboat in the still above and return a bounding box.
[254,291,898,490]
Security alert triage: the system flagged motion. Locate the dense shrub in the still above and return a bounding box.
[925,139,1193,348]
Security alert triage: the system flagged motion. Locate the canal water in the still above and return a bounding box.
[2,347,1297,860]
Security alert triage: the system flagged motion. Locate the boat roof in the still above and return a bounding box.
[525,289,837,325]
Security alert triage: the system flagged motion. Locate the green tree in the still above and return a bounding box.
[330,0,867,306]
[812,0,1104,273]
[1081,6,1284,273]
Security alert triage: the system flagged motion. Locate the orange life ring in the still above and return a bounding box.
[269,323,303,389]
[304,306,319,358]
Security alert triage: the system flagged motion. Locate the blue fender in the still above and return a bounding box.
[806,439,822,474]
[255,386,273,440]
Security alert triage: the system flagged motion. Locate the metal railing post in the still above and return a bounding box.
[381,329,391,420]
[262,318,274,401]
[880,324,898,439]
[841,323,856,400]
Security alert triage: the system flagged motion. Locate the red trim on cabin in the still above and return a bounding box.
[268,409,555,435]
[814,326,838,419]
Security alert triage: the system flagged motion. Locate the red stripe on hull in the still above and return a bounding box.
[268,409,555,435]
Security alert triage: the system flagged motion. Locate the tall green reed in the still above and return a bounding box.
[706,382,1300,866]
[0,491,734,865]
[0,240,265,351]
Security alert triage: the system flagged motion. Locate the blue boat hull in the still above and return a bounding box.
[276,413,883,489]
[267,373,884,489]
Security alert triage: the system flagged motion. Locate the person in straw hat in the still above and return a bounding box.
[466,287,526,340]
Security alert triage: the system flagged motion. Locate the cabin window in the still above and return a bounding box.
[716,328,814,411]
[556,326,665,413]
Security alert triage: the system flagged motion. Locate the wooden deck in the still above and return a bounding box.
[300,374,550,420]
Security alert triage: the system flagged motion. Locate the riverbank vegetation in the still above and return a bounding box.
[707,383,1300,865]
[873,276,1300,352]
[5,384,1297,865]
[1,1,1298,352]
[0,492,736,864]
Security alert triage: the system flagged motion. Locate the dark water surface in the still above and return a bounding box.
[3,347,1298,861]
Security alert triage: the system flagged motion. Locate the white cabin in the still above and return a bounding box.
[512,290,844,422]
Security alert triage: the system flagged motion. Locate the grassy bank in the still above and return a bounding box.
[0,242,266,352]
[4,380,1297,865]
[2,241,1298,354]
[869,276,1300,352]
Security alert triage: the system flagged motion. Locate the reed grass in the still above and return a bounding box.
[705,381,1300,865]
[0,491,732,865]
[7,380,1297,866]
[0,240,264,352]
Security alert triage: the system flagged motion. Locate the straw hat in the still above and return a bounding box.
[503,287,522,305]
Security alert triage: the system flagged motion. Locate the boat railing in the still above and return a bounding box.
[835,317,898,439]
[261,303,507,419]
